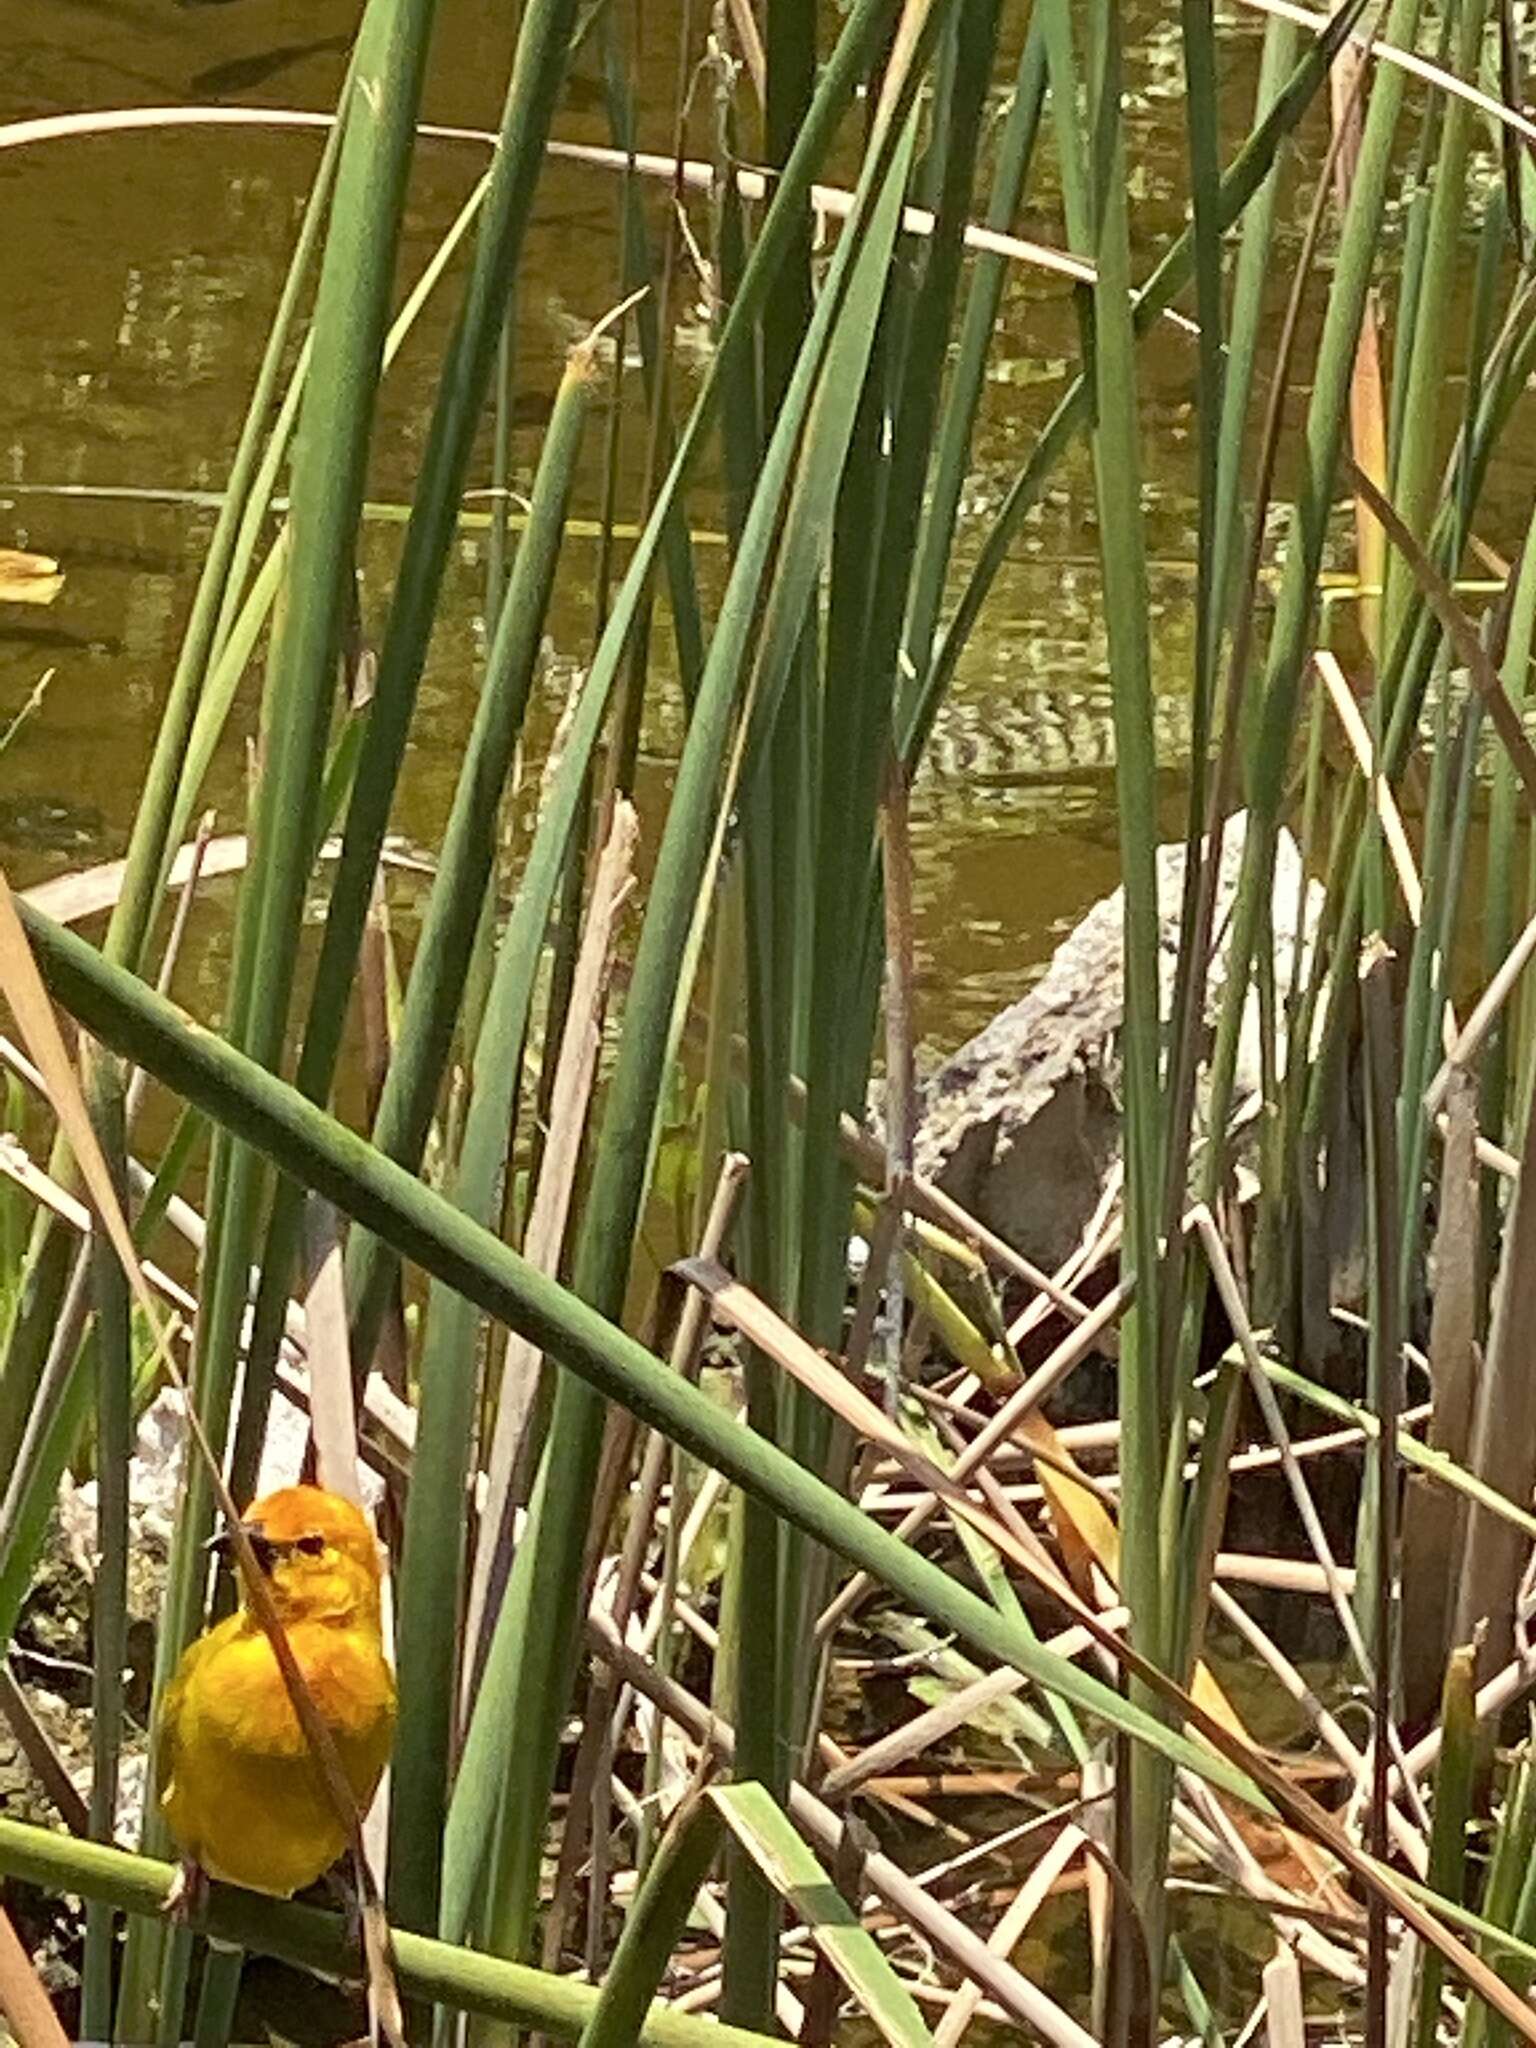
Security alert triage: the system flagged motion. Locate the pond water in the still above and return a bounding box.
[2,0,1531,1061]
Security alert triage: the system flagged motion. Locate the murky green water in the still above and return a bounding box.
[4,0,1532,1055]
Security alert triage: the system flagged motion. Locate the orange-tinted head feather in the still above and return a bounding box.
[243,1485,380,1574]
[236,1485,382,1623]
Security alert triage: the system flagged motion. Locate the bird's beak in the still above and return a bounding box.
[205,1523,279,1573]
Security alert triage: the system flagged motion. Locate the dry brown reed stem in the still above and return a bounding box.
[1165,1880,1364,1936]
[1312,650,1457,1042]
[0,1141,194,1566]
[912,1793,1110,1895]
[0,1010,428,1479]
[543,1151,751,1974]
[11,22,1536,180]
[870,1770,1049,1801]
[33,828,223,1555]
[1209,1583,1427,1874]
[624,1569,950,1837]
[1328,40,1388,660]
[1442,1112,1518,1178]
[619,1160,750,1594]
[1394,1648,1536,1788]
[818,1610,1129,1801]
[0,1027,314,1353]
[817,1280,1129,1639]
[845,1194,907,1385]
[1345,452,1536,802]
[0,1905,70,2048]
[1201,1207,1373,1648]
[1262,1941,1307,2048]
[17,832,435,931]
[831,1102,1100,1329]
[1193,1203,1432,1833]
[1211,1555,1351,1594]
[1232,0,1536,138]
[302,1200,365,1507]
[0,1141,193,1322]
[864,1409,1424,1498]
[0,1032,412,1501]
[1003,1122,1268,1367]
[628,1468,738,1668]
[584,1611,1098,2048]
[676,1917,956,2029]
[669,1975,812,2032]
[931,1824,1085,2048]
[1425,899,1536,1115]
[667,1925,808,2034]
[926,1403,1063,1571]
[1011,1172,1127,1351]
[670,1266,1536,2033]
[723,0,766,100]
[465,798,639,1681]
[1173,1776,1365,1984]
[0,1664,89,1835]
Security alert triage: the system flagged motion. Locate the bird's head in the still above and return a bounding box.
[214,1485,383,1626]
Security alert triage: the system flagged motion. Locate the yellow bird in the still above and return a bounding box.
[157,1485,396,1899]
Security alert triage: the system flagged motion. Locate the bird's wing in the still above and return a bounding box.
[155,1617,244,1797]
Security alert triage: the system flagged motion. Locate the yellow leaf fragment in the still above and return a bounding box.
[0,550,64,606]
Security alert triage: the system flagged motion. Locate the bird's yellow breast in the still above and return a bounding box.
[158,1608,396,1898]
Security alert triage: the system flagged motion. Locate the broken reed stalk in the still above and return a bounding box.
[818,1280,1129,1638]
[463,796,640,1685]
[1194,1205,1429,1831]
[1360,935,1402,2048]
[544,1150,749,1976]
[584,1610,1099,2048]
[876,753,918,1409]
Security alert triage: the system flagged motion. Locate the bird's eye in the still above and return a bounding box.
[295,1533,327,1557]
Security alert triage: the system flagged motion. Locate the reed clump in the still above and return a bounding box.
[4,1,1536,2042]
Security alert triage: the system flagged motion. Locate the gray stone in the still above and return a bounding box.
[915,814,1323,1268]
